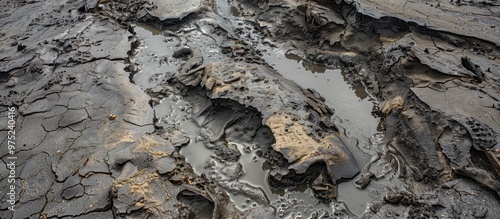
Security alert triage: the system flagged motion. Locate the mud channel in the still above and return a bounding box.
[1,0,500,218]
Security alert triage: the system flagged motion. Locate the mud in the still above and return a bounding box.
[1,0,500,218]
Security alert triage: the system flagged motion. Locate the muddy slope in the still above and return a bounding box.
[0,0,499,218]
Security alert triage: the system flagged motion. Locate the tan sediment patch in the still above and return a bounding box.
[113,170,171,203]
[105,130,171,157]
[380,95,404,114]
[106,130,135,147]
[265,113,349,173]
[133,135,170,157]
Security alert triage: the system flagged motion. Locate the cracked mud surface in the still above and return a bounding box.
[1,0,499,218]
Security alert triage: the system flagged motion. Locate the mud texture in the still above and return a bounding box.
[177,59,359,181]
[1,0,500,218]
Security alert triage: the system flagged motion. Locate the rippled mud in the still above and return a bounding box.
[1,0,499,218]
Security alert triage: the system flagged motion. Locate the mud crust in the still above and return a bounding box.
[1,0,499,218]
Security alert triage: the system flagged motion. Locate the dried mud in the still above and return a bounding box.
[1,0,499,218]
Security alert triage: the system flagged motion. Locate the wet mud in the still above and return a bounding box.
[1,0,499,218]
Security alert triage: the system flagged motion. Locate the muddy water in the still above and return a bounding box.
[229,141,337,216]
[154,95,214,174]
[132,26,180,89]
[133,18,379,215]
[264,51,379,140]
[137,23,163,36]
[132,23,227,90]
[132,26,216,175]
[226,142,271,208]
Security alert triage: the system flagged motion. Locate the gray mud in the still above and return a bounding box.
[1,0,500,218]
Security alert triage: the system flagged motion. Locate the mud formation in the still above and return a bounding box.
[1,0,499,218]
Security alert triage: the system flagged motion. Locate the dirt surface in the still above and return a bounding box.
[1,0,499,218]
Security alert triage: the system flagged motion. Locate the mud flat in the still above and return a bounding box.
[1,0,500,218]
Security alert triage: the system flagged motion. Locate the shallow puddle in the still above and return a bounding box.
[132,24,226,90]
[132,25,180,90]
[264,50,379,141]
[225,142,271,209]
[137,23,163,36]
[153,94,213,174]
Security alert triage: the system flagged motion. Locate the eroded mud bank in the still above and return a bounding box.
[0,0,499,218]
